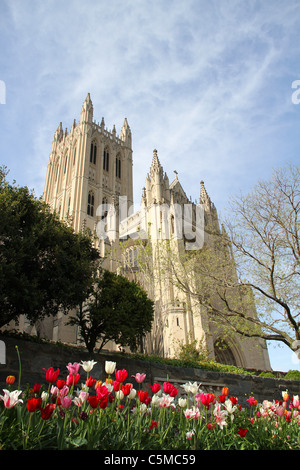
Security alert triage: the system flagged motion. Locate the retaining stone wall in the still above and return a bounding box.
[0,334,299,408]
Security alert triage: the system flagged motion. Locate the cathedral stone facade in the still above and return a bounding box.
[41,94,271,371]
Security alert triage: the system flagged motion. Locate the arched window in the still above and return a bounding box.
[87,191,95,217]
[116,155,121,178]
[90,141,97,164]
[103,148,109,171]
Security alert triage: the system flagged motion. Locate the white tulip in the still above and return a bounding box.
[81,360,97,372]
[105,361,116,375]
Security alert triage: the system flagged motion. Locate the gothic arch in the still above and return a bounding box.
[103,145,110,172]
[214,338,239,367]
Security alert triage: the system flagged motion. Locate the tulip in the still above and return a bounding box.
[105,361,117,375]
[0,389,23,409]
[41,391,49,402]
[6,376,15,386]
[282,390,289,401]
[163,381,178,395]
[33,383,41,394]
[132,373,146,384]
[169,386,179,398]
[99,396,109,409]
[115,369,128,383]
[88,395,99,409]
[56,380,66,390]
[66,362,81,375]
[86,376,96,388]
[150,420,157,430]
[96,384,109,400]
[292,395,300,408]
[60,395,72,409]
[137,390,149,403]
[229,396,238,405]
[178,398,187,408]
[59,385,69,398]
[95,380,103,390]
[66,373,80,387]
[113,380,121,391]
[115,390,124,400]
[40,403,55,420]
[43,367,60,383]
[149,383,161,394]
[81,360,97,373]
[186,430,195,440]
[237,427,247,437]
[121,383,133,396]
[27,397,42,412]
[128,388,137,400]
[247,396,258,406]
[222,387,229,397]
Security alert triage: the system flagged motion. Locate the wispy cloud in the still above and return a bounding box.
[1,0,300,209]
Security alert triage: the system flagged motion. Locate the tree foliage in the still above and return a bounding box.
[0,166,99,328]
[68,269,154,354]
[168,165,300,356]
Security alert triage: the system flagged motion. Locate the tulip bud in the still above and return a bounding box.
[6,376,15,385]
[222,387,229,397]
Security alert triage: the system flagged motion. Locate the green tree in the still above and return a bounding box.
[0,166,99,328]
[168,165,300,358]
[68,269,154,354]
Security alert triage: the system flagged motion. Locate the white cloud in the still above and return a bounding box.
[2,0,300,206]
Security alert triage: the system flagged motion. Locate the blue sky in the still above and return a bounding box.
[1,0,300,372]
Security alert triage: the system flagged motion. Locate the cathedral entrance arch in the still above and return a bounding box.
[214,338,237,366]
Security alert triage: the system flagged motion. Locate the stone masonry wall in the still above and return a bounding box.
[0,334,299,408]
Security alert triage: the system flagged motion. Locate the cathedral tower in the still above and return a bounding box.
[43,93,133,256]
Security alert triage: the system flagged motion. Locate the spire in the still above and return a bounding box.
[151,148,161,168]
[200,180,211,209]
[80,93,93,123]
[120,117,131,146]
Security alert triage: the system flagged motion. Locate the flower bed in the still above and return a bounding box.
[0,358,299,450]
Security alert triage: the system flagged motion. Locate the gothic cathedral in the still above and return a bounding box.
[42,94,271,371]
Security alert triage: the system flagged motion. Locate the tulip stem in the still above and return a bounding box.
[15,346,21,390]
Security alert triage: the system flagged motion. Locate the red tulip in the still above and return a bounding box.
[113,380,121,391]
[150,420,157,430]
[199,392,215,409]
[86,376,96,388]
[33,383,41,394]
[56,379,66,390]
[163,382,177,395]
[66,373,80,387]
[96,384,109,400]
[247,396,257,407]
[43,367,60,383]
[27,397,42,412]
[121,383,133,396]
[149,383,161,394]
[88,395,99,409]
[237,428,247,437]
[137,390,149,403]
[99,396,109,409]
[230,396,238,405]
[40,403,55,420]
[115,369,128,383]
